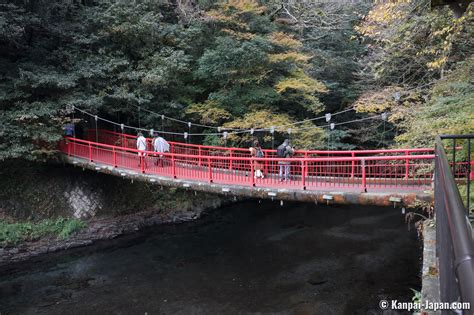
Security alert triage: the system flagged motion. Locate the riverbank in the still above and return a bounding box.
[0,162,230,267]
[0,195,227,268]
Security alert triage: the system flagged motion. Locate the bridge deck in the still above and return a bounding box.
[61,139,435,207]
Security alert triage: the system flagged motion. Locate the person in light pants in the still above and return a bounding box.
[277,139,294,181]
[153,133,170,167]
[136,132,147,168]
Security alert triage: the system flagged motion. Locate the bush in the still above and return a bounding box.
[0,218,87,247]
[58,219,87,240]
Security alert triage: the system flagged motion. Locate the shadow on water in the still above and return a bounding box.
[0,200,421,314]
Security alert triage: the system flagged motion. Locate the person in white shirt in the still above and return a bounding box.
[136,132,147,168]
[153,133,170,166]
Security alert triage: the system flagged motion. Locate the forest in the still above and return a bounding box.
[0,0,473,161]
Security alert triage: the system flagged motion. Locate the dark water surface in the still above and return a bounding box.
[0,201,421,314]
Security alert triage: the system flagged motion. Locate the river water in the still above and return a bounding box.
[0,201,420,314]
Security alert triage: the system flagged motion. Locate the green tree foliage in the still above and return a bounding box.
[221,109,325,149]
[3,0,468,159]
[354,0,473,148]
[396,57,474,147]
[266,1,369,107]
[0,0,331,160]
[0,1,80,160]
[263,0,370,148]
[190,0,328,145]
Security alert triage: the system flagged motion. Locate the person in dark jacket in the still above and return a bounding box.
[277,139,294,181]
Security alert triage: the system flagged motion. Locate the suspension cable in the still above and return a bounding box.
[130,103,355,132]
[71,105,385,137]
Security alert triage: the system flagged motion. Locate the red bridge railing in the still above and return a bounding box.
[85,128,435,158]
[85,129,473,180]
[61,136,435,192]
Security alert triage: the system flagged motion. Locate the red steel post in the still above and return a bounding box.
[302,160,306,190]
[405,150,409,179]
[198,147,202,167]
[208,157,213,182]
[113,148,117,167]
[351,152,355,178]
[251,158,255,186]
[264,151,268,174]
[172,155,177,178]
[361,159,367,192]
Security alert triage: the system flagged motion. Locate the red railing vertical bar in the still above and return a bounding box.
[89,143,93,162]
[308,160,311,187]
[208,157,213,183]
[301,152,308,189]
[302,160,306,190]
[113,148,117,167]
[198,147,202,167]
[351,152,355,178]
[251,159,255,186]
[229,150,233,171]
[324,162,328,187]
[264,151,268,175]
[140,155,145,173]
[172,155,177,178]
[361,159,367,192]
[405,150,409,180]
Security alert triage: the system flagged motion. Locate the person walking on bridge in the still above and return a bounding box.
[249,140,265,179]
[153,133,170,166]
[277,139,294,181]
[137,132,147,168]
[64,122,74,137]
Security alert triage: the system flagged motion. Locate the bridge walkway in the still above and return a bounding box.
[60,133,438,206]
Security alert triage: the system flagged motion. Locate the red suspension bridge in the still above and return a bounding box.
[59,129,472,206]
